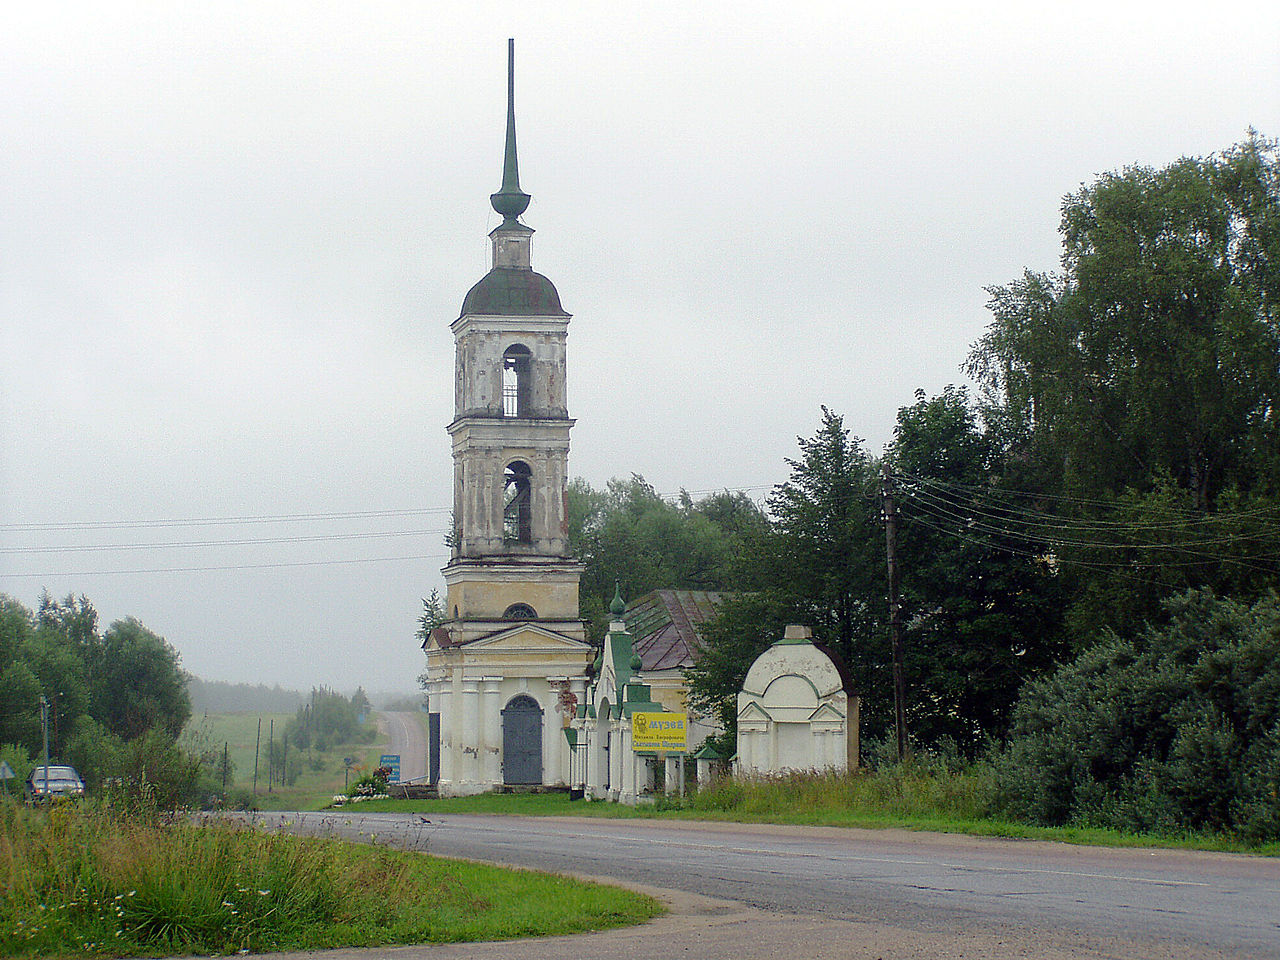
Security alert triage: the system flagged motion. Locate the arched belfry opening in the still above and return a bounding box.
[503,460,532,543]
[502,344,532,417]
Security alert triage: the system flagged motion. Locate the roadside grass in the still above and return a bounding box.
[347,767,1280,857]
[0,798,661,959]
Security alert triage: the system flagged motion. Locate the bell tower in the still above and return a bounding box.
[442,39,585,646]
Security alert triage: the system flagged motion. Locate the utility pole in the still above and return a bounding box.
[252,718,261,796]
[39,694,50,801]
[882,463,908,761]
[267,719,275,793]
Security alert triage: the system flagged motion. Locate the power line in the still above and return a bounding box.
[0,552,452,579]
[891,472,1280,576]
[0,528,451,555]
[0,506,453,534]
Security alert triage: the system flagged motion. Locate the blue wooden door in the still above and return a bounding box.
[502,695,543,785]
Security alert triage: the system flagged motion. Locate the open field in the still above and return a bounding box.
[185,712,388,810]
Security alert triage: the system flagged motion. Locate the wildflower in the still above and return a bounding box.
[222,901,235,908]
[257,890,270,896]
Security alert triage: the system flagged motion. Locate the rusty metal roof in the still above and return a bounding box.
[624,590,730,671]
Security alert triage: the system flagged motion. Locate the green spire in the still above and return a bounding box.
[490,38,531,224]
[610,581,626,617]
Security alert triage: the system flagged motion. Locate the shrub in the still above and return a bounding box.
[349,766,391,797]
[992,590,1280,839]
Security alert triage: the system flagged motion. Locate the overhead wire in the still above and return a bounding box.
[900,482,1280,554]
[891,470,1280,576]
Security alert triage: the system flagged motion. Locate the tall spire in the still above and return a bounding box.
[490,38,531,225]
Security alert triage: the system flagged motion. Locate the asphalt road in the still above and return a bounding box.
[254,811,1280,959]
[380,711,427,783]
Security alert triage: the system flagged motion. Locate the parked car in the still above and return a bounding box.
[25,764,85,801]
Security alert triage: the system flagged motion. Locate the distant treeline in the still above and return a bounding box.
[188,678,305,714]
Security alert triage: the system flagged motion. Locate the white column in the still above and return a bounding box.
[436,679,454,791]
[461,679,481,792]
[482,678,502,786]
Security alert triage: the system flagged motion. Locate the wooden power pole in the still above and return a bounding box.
[882,463,908,761]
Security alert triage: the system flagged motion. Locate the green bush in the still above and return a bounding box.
[993,590,1280,839]
[1,743,32,797]
[349,767,391,797]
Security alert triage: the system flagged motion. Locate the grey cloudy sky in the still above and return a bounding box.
[2,1,1276,697]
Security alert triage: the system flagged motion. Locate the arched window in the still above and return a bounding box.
[502,344,532,417]
[503,603,537,620]
[504,461,532,543]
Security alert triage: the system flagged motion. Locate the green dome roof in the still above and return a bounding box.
[460,267,568,318]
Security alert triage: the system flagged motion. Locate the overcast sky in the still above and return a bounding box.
[2,1,1276,698]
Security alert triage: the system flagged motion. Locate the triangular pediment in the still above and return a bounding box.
[466,623,592,650]
[808,701,845,722]
[737,699,773,722]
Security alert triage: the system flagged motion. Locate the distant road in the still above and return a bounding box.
[257,812,1280,959]
[380,711,427,783]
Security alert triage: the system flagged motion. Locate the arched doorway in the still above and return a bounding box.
[501,694,543,785]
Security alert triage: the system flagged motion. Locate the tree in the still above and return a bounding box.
[415,589,446,646]
[687,409,890,743]
[888,387,1067,754]
[970,134,1279,508]
[967,133,1280,643]
[16,632,90,756]
[90,617,191,741]
[0,659,44,754]
[765,407,884,673]
[568,474,769,639]
[0,595,34,672]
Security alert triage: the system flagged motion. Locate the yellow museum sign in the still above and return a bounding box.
[631,712,688,752]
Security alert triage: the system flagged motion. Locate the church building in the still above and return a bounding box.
[420,41,593,795]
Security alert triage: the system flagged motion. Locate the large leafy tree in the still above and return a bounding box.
[967,133,1280,642]
[568,475,768,638]
[90,617,191,741]
[889,387,1067,754]
[970,134,1279,507]
[0,594,193,770]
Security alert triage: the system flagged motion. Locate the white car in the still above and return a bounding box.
[25,764,86,800]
